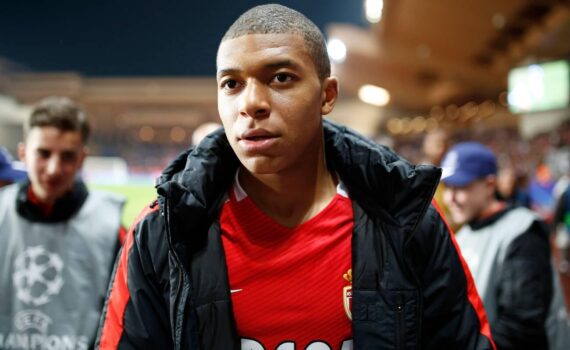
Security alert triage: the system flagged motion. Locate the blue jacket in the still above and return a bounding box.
[97,120,495,349]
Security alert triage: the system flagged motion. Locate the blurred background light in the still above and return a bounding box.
[139,126,155,142]
[170,126,187,143]
[358,84,390,106]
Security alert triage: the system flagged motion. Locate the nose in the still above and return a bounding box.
[46,155,62,177]
[449,187,462,204]
[239,80,270,119]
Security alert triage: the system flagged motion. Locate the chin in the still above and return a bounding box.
[239,155,283,175]
[453,216,469,226]
[242,164,279,175]
[447,212,465,226]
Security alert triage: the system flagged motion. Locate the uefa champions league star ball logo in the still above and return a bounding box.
[13,246,64,306]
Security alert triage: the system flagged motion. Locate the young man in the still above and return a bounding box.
[442,142,570,350]
[0,97,125,350]
[98,4,494,349]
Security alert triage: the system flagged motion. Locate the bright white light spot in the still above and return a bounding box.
[327,38,347,63]
[365,0,384,23]
[358,84,390,106]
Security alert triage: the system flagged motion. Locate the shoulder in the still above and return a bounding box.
[0,183,19,200]
[132,201,162,235]
[506,215,549,254]
[74,189,126,231]
[417,203,450,241]
[127,201,170,269]
[0,184,19,225]
[498,207,543,240]
[407,203,453,263]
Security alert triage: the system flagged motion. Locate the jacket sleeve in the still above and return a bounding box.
[492,221,552,349]
[96,203,173,349]
[413,203,496,350]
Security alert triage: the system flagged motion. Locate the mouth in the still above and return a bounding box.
[239,129,276,141]
[237,129,278,152]
[243,135,273,141]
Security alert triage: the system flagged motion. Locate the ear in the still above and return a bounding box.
[17,142,26,163]
[321,76,339,116]
[78,146,89,167]
[486,175,498,195]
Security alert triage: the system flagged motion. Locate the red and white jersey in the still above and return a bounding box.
[220,175,354,350]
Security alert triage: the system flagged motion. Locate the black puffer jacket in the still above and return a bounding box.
[97,120,495,350]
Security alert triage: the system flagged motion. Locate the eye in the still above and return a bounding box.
[37,149,50,159]
[61,152,78,163]
[273,73,293,84]
[221,79,241,90]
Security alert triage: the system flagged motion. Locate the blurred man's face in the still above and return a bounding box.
[443,178,495,225]
[216,33,337,175]
[19,126,86,204]
[422,130,448,165]
[497,167,515,199]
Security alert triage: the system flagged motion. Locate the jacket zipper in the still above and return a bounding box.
[401,169,441,348]
[163,192,190,350]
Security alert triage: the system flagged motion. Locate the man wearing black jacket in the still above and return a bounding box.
[97,4,495,349]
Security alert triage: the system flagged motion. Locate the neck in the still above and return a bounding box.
[477,199,505,222]
[239,148,337,228]
[27,186,55,217]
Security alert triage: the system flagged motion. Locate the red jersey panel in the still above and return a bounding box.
[220,184,354,350]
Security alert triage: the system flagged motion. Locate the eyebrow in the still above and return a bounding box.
[264,59,298,70]
[217,59,300,79]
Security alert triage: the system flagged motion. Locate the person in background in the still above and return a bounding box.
[420,128,458,230]
[97,4,494,349]
[421,128,450,167]
[0,145,27,188]
[528,163,557,223]
[552,184,570,273]
[496,163,531,208]
[442,141,570,350]
[0,97,125,349]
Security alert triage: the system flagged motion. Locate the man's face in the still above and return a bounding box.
[422,131,448,165]
[19,126,86,204]
[442,178,495,225]
[216,33,337,175]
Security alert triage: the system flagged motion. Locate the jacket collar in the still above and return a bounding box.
[468,204,512,230]
[156,120,441,244]
[323,121,441,232]
[16,180,89,223]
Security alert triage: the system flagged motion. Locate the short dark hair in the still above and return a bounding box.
[220,4,331,80]
[25,96,90,142]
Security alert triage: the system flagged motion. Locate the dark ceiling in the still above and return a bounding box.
[1,0,570,113]
[329,0,570,111]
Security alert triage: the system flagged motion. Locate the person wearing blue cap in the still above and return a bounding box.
[442,141,570,350]
[0,146,27,188]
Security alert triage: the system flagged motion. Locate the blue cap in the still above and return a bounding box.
[0,146,27,183]
[441,142,497,187]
